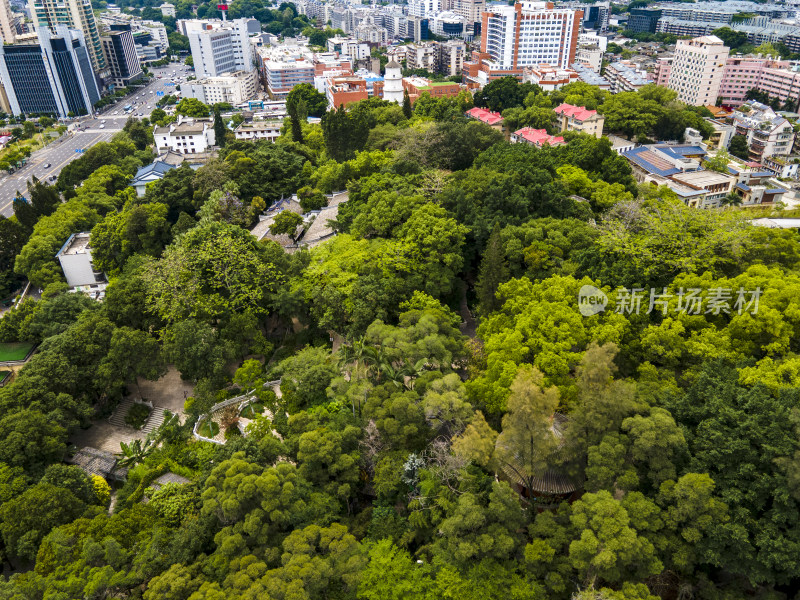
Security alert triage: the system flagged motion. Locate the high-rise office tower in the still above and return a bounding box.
[28,0,106,72]
[452,0,485,33]
[0,25,100,117]
[667,35,730,106]
[187,18,253,79]
[480,2,581,71]
[102,24,143,88]
[0,0,18,43]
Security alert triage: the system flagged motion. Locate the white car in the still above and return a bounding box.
[99,124,105,129]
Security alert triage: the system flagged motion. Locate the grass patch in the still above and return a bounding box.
[125,403,151,430]
[240,403,264,419]
[198,420,219,438]
[0,342,34,362]
[0,370,11,385]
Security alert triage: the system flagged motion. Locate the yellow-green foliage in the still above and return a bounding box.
[91,474,111,506]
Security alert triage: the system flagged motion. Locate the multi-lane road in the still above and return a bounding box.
[0,62,190,217]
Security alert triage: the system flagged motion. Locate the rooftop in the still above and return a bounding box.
[554,102,598,121]
[466,107,504,125]
[57,232,91,257]
[513,127,565,147]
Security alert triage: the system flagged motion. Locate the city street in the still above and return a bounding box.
[0,62,189,217]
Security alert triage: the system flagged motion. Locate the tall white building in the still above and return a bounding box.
[666,35,730,106]
[408,0,439,17]
[480,2,581,71]
[187,18,253,79]
[0,0,17,43]
[383,58,403,103]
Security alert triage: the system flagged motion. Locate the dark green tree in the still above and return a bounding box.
[729,134,750,160]
[321,105,369,162]
[402,88,412,119]
[286,82,327,118]
[213,107,226,148]
[476,222,509,314]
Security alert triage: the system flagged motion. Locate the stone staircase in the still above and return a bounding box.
[142,407,166,435]
[108,398,135,428]
[108,399,166,435]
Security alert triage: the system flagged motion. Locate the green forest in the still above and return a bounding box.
[0,78,799,600]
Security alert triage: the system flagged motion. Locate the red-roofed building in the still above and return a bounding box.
[554,103,604,139]
[511,127,565,147]
[465,107,508,137]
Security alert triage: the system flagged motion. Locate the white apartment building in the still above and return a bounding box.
[159,2,175,17]
[405,43,438,71]
[187,18,254,79]
[153,117,216,154]
[184,70,258,105]
[139,20,169,52]
[437,39,466,76]
[326,36,369,61]
[234,120,283,142]
[480,1,581,71]
[666,35,730,106]
[408,0,439,17]
[0,0,17,43]
[732,101,795,162]
[452,0,485,32]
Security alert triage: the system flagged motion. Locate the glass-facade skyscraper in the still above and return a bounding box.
[0,25,100,117]
[28,0,106,73]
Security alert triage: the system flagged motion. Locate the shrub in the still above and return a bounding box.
[125,403,151,430]
[91,475,111,506]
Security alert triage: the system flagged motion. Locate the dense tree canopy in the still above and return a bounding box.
[0,75,797,600]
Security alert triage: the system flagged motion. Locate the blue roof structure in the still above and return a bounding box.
[621,144,708,178]
[736,183,751,192]
[133,161,175,182]
[621,146,680,177]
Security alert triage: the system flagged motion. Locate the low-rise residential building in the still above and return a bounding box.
[511,127,565,147]
[572,62,610,90]
[183,70,258,105]
[465,106,506,136]
[233,120,283,142]
[763,155,800,179]
[604,61,650,93]
[732,101,795,162]
[523,64,580,91]
[554,103,604,138]
[704,118,736,150]
[153,117,216,155]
